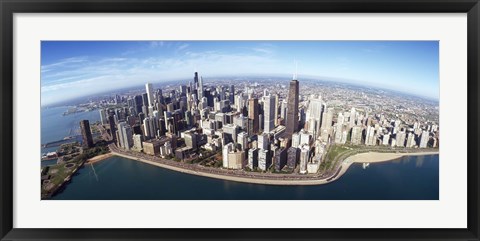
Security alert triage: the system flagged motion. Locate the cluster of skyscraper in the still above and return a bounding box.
[94,71,439,175]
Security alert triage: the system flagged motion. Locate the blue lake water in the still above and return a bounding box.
[41,106,100,165]
[41,106,100,144]
[50,154,439,200]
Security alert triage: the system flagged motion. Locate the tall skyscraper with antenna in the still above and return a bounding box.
[286,62,299,137]
[194,72,199,87]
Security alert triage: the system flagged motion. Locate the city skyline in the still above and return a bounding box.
[41,41,439,106]
[41,71,440,199]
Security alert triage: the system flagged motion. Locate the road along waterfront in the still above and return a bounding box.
[110,144,439,186]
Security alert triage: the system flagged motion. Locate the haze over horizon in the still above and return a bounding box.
[41,41,439,106]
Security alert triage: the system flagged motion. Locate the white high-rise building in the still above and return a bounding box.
[396,131,407,147]
[263,92,275,133]
[145,83,155,107]
[382,134,390,146]
[390,138,397,147]
[365,126,376,146]
[99,109,107,125]
[407,132,416,147]
[334,113,346,144]
[321,107,334,133]
[117,122,133,150]
[143,117,157,140]
[420,131,430,148]
[198,76,204,99]
[163,142,172,156]
[337,112,345,126]
[132,134,143,152]
[258,149,270,171]
[291,132,301,148]
[148,106,154,117]
[235,94,246,112]
[299,144,310,174]
[299,129,311,146]
[306,96,323,137]
[349,107,356,128]
[280,100,287,120]
[258,132,269,150]
[237,131,248,150]
[351,126,363,145]
[307,96,323,120]
[222,142,235,168]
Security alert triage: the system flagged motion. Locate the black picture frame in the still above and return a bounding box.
[1,0,479,240]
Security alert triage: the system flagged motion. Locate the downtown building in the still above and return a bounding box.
[79,120,94,148]
[248,148,259,170]
[117,121,133,150]
[285,75,299,137]
[273,147,287,172]
[258,149,271,171]
[420,130,430,148]
[145,82,155,107]
[248,98,259,135]
[299,144,310,174]
[306,95,323,138]
[263,91,276,133]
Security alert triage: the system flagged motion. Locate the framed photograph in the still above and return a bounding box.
[1,0,479,240]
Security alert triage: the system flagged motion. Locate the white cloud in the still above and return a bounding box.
[149,41,164,48]
[177,43,189,51]
[41,47,284,105]
[251,48,273,55]
[41,56,88,72]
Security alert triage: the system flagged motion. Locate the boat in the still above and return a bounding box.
[41,152,58,161]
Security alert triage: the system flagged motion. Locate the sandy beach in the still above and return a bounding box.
[334,150,440,180]
[346,151,439,164]
[85,153,113,164]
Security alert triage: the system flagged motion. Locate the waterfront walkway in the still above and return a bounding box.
[108,143,439,186]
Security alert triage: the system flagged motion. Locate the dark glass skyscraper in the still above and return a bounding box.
[108,113,117,143]
[193,72,199,98]
[79,120,94,148]
[134,95,143,114]
[156,89,164,104]
[194,72,199,86]
[142,93,149,107]
[248,98,259,134]
[286,77,299,137]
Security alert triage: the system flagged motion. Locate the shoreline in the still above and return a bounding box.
[110,150,439,186]
[85,153,113,164]
[347,151,439,164]
[335,151,439,180]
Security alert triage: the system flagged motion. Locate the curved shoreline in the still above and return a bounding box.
[335,151,439,180]
[85,153,113,164]
[110,150,439,186]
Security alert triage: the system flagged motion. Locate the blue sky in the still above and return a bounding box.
[41,41,439,106]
